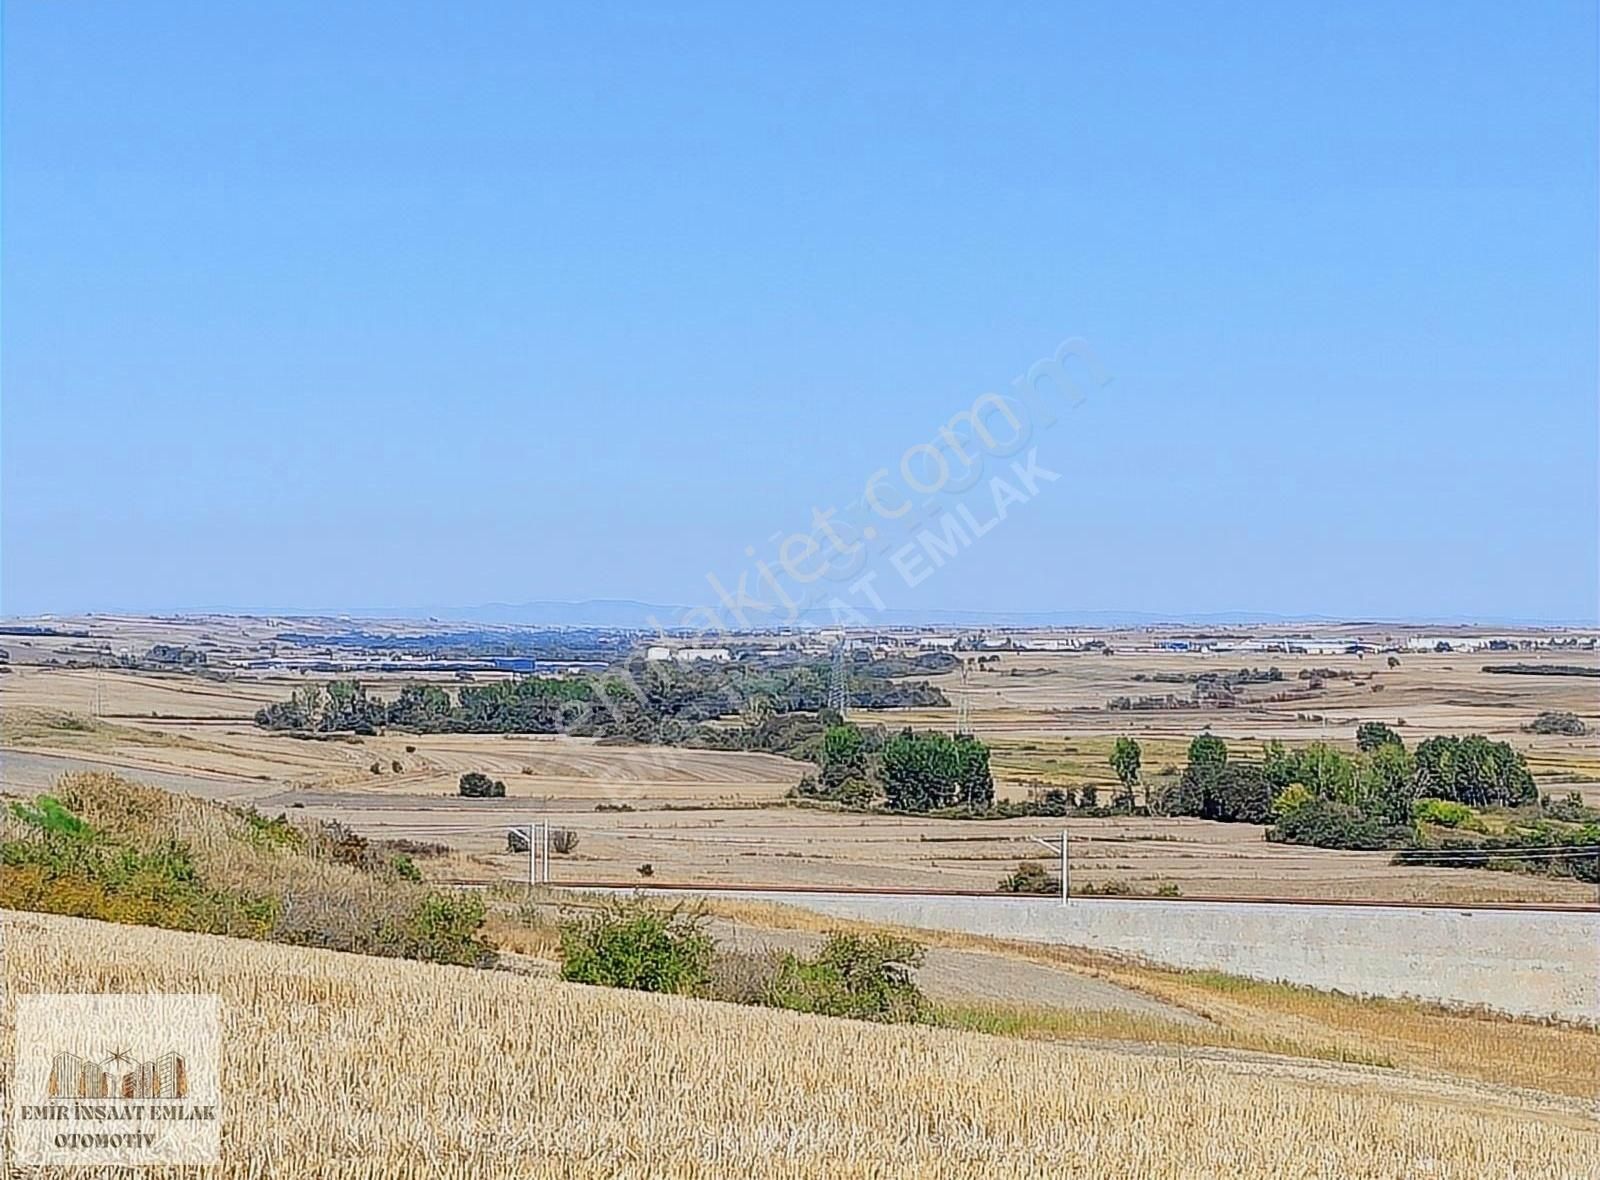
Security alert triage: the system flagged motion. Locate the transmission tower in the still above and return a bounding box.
[827,634,849,717]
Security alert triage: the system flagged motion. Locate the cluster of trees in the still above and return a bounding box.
[1138,724,1540,851]
[255,682,389,733]
[1410,733,1537,808]
[793,723,995,813]
[255,659,948,743]
[880,729,994,812]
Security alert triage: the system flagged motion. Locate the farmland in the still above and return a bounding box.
[3,911,1596,1179]
[1,616,1597,904]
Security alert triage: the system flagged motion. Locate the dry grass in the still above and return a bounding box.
[3,910,1596,1179]
[0,707,218,754]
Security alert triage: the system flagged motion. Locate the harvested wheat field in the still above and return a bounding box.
[2,912,1596,1179]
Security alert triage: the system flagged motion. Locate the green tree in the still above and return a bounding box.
[880,729,960,812]
[820,724,867,789]
[1204,763,1272,824]
[1109,737,1142,810]
[1187,734,1228,772]
[953,733,995,810]
[1355,721,1404,753]
[1357,743,1418,825]
[1294,742,1358,803]
[1414,735,1536,807]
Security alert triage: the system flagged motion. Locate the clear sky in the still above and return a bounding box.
[4,3,1596,623]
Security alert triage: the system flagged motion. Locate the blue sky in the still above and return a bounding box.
[4,3,1596,623]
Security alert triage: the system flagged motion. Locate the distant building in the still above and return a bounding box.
[646,646,731,663]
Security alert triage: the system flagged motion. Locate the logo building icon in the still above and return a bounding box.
[48,1050,188,1099]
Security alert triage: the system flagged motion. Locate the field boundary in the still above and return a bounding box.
[500,877,1600,914]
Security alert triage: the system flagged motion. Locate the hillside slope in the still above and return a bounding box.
[3,911,1596,1179]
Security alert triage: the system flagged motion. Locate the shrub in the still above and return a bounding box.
[1268,799,1412,851]
[395,892,493,967]
[389,854,422,882]
[1412,798,1477,829]
[1076,879,1134,896]
[1542,792,1596,823]
[405,744,417,754]
[1527,711,1588,736]
[458,772,506,798]
[391,759,404,773]
[766,933,927,1024]
[242,810,303,851]
[1271,784,1314,821]
[558,897,714,994]
[550,828,580,855]
[370,761,383,775]
[998,860,1059,894]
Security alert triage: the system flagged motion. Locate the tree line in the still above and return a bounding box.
[253,659,948,742]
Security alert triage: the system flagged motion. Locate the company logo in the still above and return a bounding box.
[11,994,221,1165]
[47,1048,190,1099]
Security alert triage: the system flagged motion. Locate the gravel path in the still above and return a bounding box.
[706,919,1209,1026]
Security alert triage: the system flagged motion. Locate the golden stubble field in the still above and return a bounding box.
[3,618,1597,903]
[2,911,1596,1179]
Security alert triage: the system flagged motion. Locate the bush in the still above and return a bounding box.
[1075,879,1133,896]
[550,828,579,855]
[393,892,493,967]
[1412,798,1477,829]
[998,860,1059,894]
[1527,711,1588,736]
[1268,799,1412,851]
[558,897,713,994]
[1271,784,1314,821]
[458,772,506,798]
[1542,792,1595,823]
[766,933,927,1023]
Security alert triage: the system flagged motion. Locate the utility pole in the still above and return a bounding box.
[1061,828,1069,905]
[542,822,551,884]
[527,822,538,888]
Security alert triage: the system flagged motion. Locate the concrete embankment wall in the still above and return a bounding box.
[634,889,1599,1022]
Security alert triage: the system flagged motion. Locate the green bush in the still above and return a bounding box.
[558,897,714,994]
[395,892,493,967]
[458,772,506,798]
[1268,799,1412,851]
[766,933,927,1024]
[2,797,277,939]
[1526,711,1588,736]
[1412,798,1477,829]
